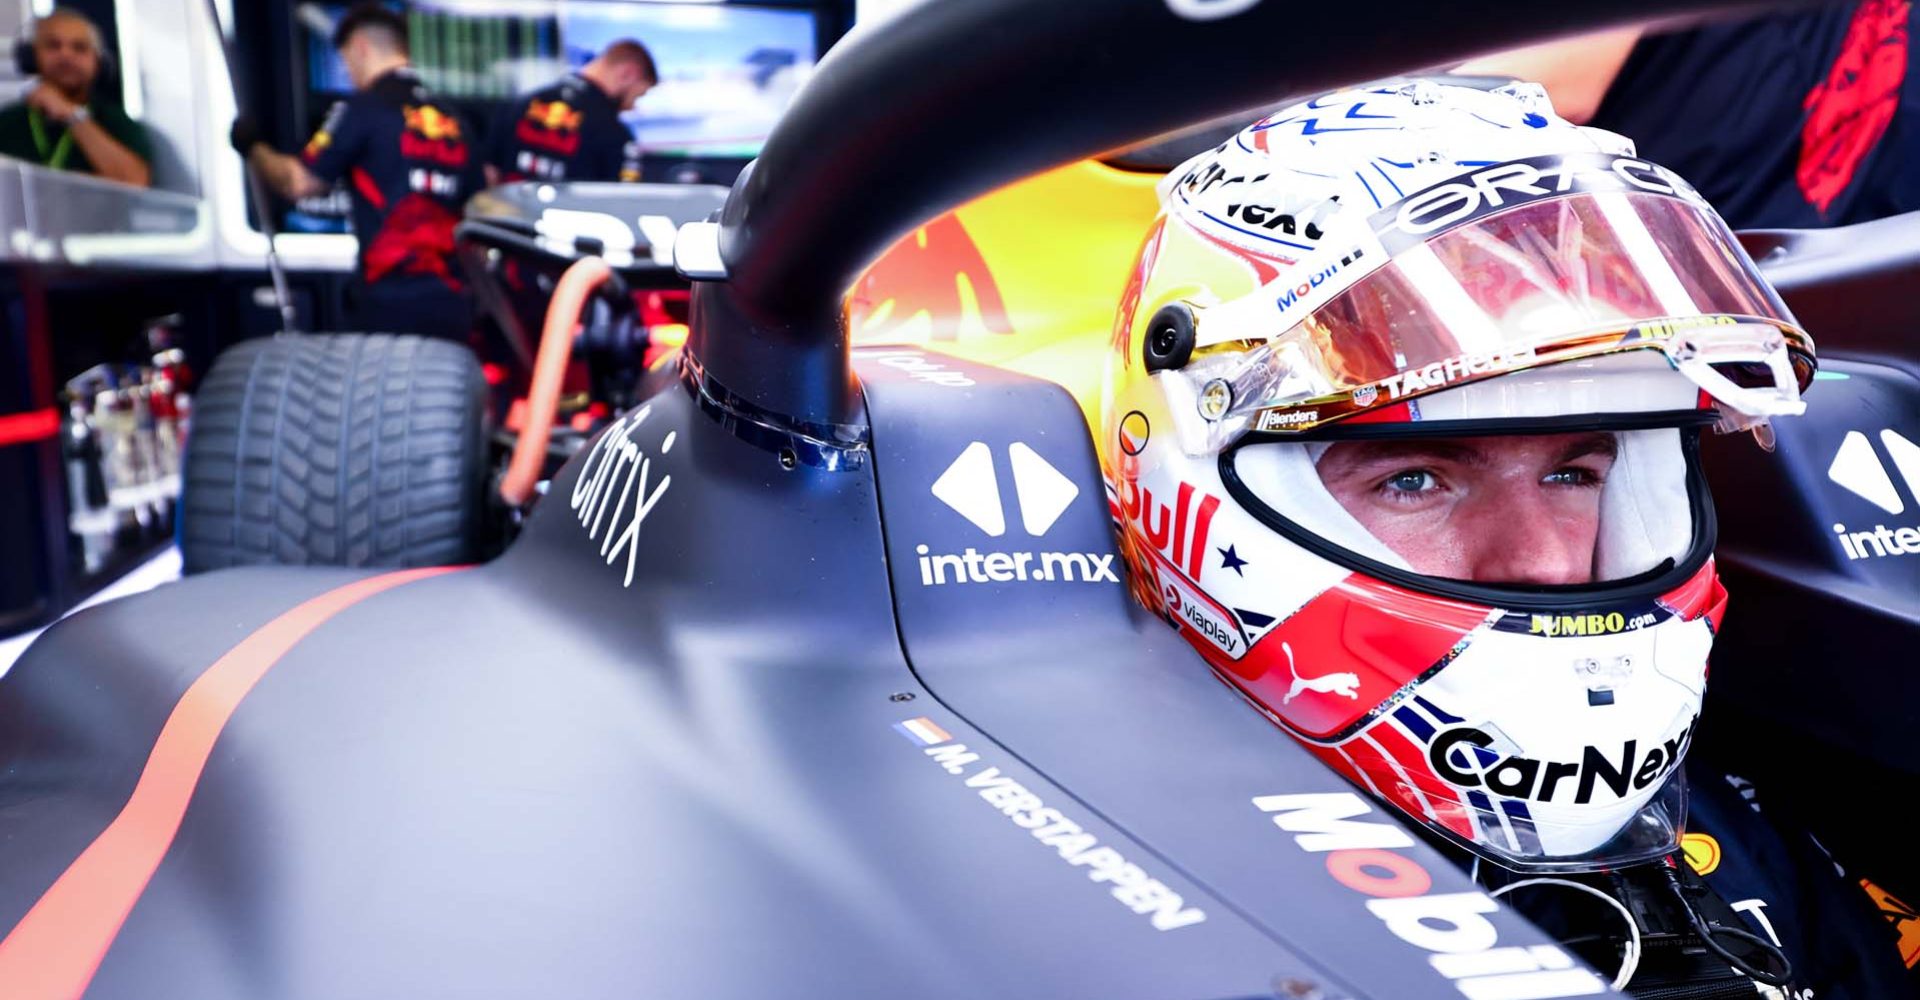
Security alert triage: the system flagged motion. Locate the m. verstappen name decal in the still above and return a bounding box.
[897,719,1207,931]
[570,405,674,588]
[1254,791,1605,998]
[1428,715,1697,805]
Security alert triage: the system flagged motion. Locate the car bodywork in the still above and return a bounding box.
[3,1,1918,997]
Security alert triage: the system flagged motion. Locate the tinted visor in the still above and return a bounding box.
[1175,189,1812,450]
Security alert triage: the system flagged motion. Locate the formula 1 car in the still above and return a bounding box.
[4,1,1918,997]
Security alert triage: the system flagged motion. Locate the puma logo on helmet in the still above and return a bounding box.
[1281,641,1361,704]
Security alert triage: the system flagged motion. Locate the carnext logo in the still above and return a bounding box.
[916,442,1119,586]
[1827,428,1920,560]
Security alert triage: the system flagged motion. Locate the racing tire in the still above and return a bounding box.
[180,333,488,573]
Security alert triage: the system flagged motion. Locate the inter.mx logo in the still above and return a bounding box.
[916,441,1119,586]
[1827,428,1920,561]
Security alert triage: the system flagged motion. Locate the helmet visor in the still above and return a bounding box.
[1174,188,1812,450]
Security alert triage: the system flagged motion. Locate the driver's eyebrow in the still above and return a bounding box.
[1327,440,1488,468]
[1554,433,1619,465]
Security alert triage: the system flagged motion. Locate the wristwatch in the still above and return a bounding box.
[66,106,91,126]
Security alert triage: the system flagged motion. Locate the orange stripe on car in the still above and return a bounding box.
[0,566,461,999]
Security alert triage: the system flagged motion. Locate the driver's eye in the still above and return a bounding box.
[1381,470,1437,495]
[1544,467,1605,487]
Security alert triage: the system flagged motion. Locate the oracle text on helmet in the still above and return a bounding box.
[1385,154,1693,241]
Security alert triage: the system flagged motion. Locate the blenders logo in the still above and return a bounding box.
[1254,792,1604,998]
[1257,409,1320,432]
[1375,152,1699,251]
[1827,428,1920,560]
[1427,715,1697,805]
[917,442,1118,586]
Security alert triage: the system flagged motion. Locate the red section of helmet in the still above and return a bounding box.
[1219,576,1488,741]
[1660,558,1728,630]
[1360,721,1479,840]
[1338,401,1413,425]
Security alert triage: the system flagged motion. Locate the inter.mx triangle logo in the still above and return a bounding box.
[915,441,1116,586]
[931,441,1078,537]
[1827,429,1920,561]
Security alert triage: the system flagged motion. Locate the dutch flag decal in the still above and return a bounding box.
[893,717,953,746]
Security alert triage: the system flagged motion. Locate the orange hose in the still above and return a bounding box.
[499,256,612,506]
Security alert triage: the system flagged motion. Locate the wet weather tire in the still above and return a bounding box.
[181,334,488,573]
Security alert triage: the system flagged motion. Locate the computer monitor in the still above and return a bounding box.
[300,1,563,100]
[559,1,820,159]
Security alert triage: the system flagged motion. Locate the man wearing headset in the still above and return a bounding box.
[0,8,150,187]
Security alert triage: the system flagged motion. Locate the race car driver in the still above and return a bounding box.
[230,3,481,341]
[486,39,655,186]
[1103,81,1918,997]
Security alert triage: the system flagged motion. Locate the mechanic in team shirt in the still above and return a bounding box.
[230,4,481,340]
[1104,82,1918,996]
[1457,2,1920,228]
[486,39,655,186]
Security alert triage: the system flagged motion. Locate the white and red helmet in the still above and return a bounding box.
[1102,81,1814,871]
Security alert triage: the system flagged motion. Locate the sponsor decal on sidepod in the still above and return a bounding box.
[1827,428,1920,560]
[571,405,675,588]
[919,443,1119,586]
[1255,792,1606,998]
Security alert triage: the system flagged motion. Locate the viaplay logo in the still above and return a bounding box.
[917,442,1119,586]
[1827,428,1920,560]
